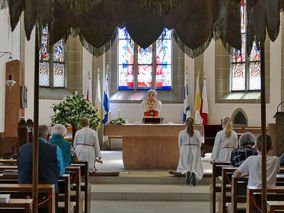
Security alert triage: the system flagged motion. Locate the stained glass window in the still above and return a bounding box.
[156,28,172,89]
[230,0,261,91]
[118,27,172,90]
[39,26,65,88]
[118,28,134,89]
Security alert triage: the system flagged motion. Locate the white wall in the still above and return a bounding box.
[0,9,20,132]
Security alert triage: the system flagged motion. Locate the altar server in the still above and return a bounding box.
[211,117,238,162]
[177,118,204,185]
[74,117,101,173]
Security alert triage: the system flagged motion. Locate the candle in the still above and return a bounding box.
[74,91,78,95]
[118,109,121,118]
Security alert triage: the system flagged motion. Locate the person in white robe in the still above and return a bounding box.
[141,89,162,115]
[74,117,101,173]
[211,117,238,162]
[177,118,204,185]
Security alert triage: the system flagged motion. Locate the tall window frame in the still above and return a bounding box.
[118,27,172,90]
[39,26,66,88]
[230,0,261,92]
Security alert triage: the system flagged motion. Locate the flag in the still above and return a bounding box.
[183,79,191,123]
[200,77,208,125]
[102,68,110,124]
[86,72,92,103]
[95,72,102,128]
[194,71,202,124]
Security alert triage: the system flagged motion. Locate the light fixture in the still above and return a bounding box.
[6,74,16,87]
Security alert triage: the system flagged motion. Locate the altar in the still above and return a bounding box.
[104,124,204,170]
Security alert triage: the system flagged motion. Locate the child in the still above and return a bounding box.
[212,117,238,161]
[233,135,280,187]
[177,118,203,186]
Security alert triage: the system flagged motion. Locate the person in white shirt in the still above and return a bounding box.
[74,117,101,173]
[141,89,162,115]
[211,117,238,161]
[177,118,204,186]
[233,135,280,187]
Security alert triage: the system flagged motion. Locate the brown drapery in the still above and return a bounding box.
[1,0,282,57]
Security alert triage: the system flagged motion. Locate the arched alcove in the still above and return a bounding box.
[232,108,248,126]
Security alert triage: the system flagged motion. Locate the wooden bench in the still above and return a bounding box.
[227,171,284,213]
[267,201,284,212]
[220,167,236,213]
[65,166,82,213]
[0,198,33,213]
[71,161,90,213]
[0,184,55,213]
[0,159,17,165]
[210,161,230,213]
[247,186,284,213]
[0,167,73,213]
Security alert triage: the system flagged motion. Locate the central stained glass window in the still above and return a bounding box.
[118,28,172,90]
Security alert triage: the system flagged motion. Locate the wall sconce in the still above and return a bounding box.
[6,74,16,87]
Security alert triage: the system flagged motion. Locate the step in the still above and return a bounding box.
[91,184,210,201]
[90,200,210,213]
[90,171,212,185]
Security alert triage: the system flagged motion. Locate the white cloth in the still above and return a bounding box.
[141,100,162,113]
[74,127,101,173]
[237,155,280,187]
[211,129,238,162]
[177,129,204,180]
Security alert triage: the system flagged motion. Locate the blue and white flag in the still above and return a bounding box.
[102,67,110,124]
[183,79,191,123]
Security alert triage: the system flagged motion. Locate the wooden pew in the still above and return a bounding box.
[247,186,284,213]
[57,174,74,213]
[65,166,82,213]
[210,161,230,213]
[227,171,284,213]
[0,198,33,213]
[0,167,73,213]
[220,167,236,213]
[0,184,55,213]
[267,201,284,212]
[71,161,90,213]
[0,159,17,165]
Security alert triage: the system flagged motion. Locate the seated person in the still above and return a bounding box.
[142,89,162,118]
[74,117,101,174]
[230,132,258,167]
[50,124,72,167]
[17,125,65,212]
[177,118,203,186]
[233,135,280,187]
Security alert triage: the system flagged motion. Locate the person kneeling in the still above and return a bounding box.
[177,118,204,186]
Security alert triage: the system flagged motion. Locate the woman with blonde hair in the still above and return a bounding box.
[177,118,204,186]
[211,117,238,161]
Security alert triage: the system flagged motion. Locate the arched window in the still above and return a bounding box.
[230,0,261,92]
[118,28,172,90]
[39,26,65,88]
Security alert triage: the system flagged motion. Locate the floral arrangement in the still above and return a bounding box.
[51,94,100,130]
[109,117,126,125]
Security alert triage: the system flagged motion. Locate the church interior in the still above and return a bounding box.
[0,0,284,212]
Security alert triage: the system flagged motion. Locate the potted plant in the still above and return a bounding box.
[51,94,100,140]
